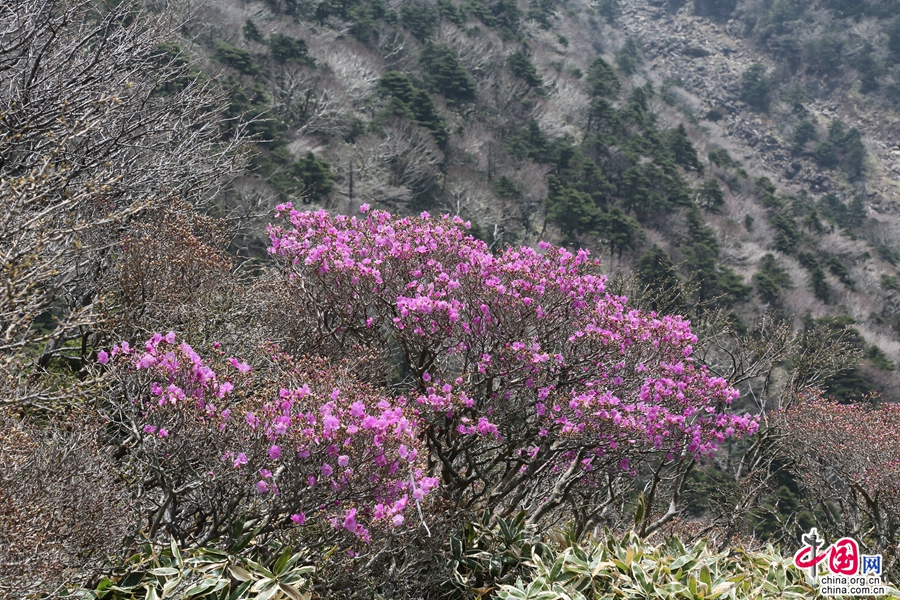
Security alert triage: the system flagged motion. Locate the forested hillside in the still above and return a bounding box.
[3,0,900,597]
[187,0,900,404]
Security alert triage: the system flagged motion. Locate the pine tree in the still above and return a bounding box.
[243,19,265,43]
[421,43,476,104]
[697,179,725,211]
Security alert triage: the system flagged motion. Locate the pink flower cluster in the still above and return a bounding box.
[267,207,758,482]
[106,335,437,541]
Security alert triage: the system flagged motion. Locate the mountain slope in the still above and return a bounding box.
[184,0,900,402]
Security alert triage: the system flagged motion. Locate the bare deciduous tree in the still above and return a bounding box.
[0,0,248,407]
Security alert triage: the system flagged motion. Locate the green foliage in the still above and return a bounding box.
[268,33,313,65]
[150,42,203,95]
[225,82,284,143]
[852,44,883,94]
[443,511,549,600]
[866,344,895,371]
[546,176,602,244]
[744,214,755,231]
[815,120,866,180]
[707,148,740,169]
[72,540,314,599]
[421,43,476,104]
[679,209,750,307]
[620,163,671,221]
[401,2,439,41]
[377,71,449,147]
[740,63,771,112]
[824,256,855,289]
[348,1,390,43]
[505,119,551,162]
[846,196,867,229]
[753,253,792,305]
[492,175,522,199]
[635,245,677,288]
[666,124,703,172]
[595,0,622,24]
[881,274,900,291]
[635,245,685,310]
[810,265,830,303]
[243,19,265,44]
[781,82,810,114]
[803,36,843,75]
[270,151,336,203]
[682,466,739,518]
[438,0,466,25]
[615,38,642,75]
[463,0,496,27]
[816,193,845,224]
[877,245,900,265]
[599,208,641,258]
[528,0,560,29]
[213,42,259,75]
[791,120,818,154]
[507,50,543,88]
[489,0,524,40]
[768,213,800,253]
[586,57,620,98]
[694,180,723,213]
[495,531,819,600]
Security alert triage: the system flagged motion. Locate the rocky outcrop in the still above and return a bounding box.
[617,0,900,211]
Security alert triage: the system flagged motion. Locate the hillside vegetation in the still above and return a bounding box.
[4,0,900,597]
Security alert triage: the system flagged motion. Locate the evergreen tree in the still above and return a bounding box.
[752,254,792,305]
[401,2,439,41]
[697,179,725,211]
[378,71,418,104]
[421,43,476,104]
[292,151,336,203]
[546,175,601,244]
[268,34,312,65]
[615,38,642,75]
[505,119,550,162]
[792,120,818,154]
[740,63,771,112]
[437,0,465,25]
[213,42,259,75]
[810,265,830,303]
[636,245,678,288]
[507,50,543,88]
[620,163,668,222]
[243,19,265,43]
[492,175,521,199]
[586,57,620,98]
[667,124,703,172]
[769,213,800,253]
[708,148,740,169]
[599,208,640,258]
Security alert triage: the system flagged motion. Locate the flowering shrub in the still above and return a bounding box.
[779,392,900,575]
[265,207,758,526]
[104,334,437,546]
